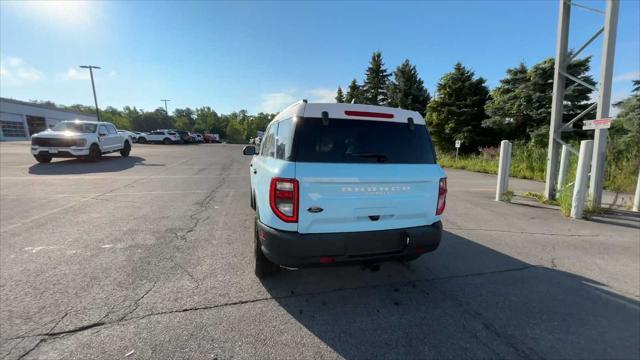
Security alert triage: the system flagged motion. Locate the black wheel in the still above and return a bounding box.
[138,137,147,144]
[87,144,102,162]
[163,138,172,145]
[254,217,279,279]
[34,154,52,163]
[120,141,131,157]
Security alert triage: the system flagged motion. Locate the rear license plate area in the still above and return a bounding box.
[345,230,405,256]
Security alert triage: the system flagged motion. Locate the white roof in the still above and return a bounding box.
[272,101,425,125]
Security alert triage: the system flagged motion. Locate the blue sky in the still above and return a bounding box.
[1,0,638,115]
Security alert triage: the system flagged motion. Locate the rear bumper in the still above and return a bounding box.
[257,221,442,267]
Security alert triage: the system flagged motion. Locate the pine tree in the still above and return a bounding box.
[362,51,390,105]
[335,86,345,103]
[387,59,431,113]
[426,62,490,153]
[484,56,596,146]
[484,63,530,141]
[344,79,363,104]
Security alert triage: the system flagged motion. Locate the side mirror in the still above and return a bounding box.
[243,145,256,156]
[99,132,107,137]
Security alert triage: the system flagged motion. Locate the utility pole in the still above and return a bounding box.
[544,0,619,203]
[79,65,101,122]
[544,0,571,200]
[160,99,171,115]
[589,0,619,209]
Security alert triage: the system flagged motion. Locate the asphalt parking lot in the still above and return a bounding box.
[1,142,639,359]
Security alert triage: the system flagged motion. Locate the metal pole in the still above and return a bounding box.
[558,144,571,189]
[633,168,640,212]
[161,99,171,115]
[589,0,619,209]
[80,65,101,121]
[88,68,101,122]
[571,140,593,219]
[544,0,571,200]
[496,140,512,202]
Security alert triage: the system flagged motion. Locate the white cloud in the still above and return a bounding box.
[308,88,336,103]
[261,92,296,113]
[613,70,640,83]
[0,57,43,86]
[260,87,338,112]
[62,67,89,81]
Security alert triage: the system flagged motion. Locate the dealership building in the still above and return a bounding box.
[0,97,97,141]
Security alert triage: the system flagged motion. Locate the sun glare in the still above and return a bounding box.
[17,1,99,27]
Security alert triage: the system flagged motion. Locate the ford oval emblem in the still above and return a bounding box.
[307,206,323,213]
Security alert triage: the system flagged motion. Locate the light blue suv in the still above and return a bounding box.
[243,101,446,278]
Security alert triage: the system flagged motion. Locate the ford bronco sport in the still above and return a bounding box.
[243,101,446,278]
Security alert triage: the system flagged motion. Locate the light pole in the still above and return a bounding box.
[79,65,101,122]
[160,99,171,115]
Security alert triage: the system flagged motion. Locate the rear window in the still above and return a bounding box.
[293,117,436,164]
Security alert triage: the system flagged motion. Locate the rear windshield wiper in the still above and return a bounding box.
[346,153,389,163]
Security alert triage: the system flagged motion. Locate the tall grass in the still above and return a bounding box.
[438,143,638,194]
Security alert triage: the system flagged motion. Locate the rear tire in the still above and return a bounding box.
[120,141,131,157]
[254,217,279,279]
[163,138,172,145]
[87,144,102,162]
[34,154,52,163]
[138,137,147,144]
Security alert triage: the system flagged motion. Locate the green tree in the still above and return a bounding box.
[485,56,595,145]
[611,82,640,154]
[362,51,390,105]
[387,59,431,113]
[66,104,95,115]
[484,63,530,141]
[344,79,363,104]
[101,106,131,130]
[130,108,174,132]
[225,120,244,144]
[426,62,490,153]
[335,86,345,103]
[194,106,219,133]
[173,108,195,130]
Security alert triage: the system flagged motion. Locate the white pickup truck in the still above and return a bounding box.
[31,120,132,163]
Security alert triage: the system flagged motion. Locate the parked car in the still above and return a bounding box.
[243,101,446,278]
[204,133,221,143]
[117,130,138,143]
[192,133,204,143]
[174,130,193,144]
[137,130,181,144]
[31,120,131,163]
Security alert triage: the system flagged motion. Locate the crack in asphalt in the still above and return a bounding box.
[118,282,158,322]
[4,263,543,359]
[170,259,200,288]
[173,161,231,244]
[0,338,25,360]
[15,339,44,360]
[422,282,545,360]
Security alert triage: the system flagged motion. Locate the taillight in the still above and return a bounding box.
[436,178,447,215]
[269,178,298,222]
